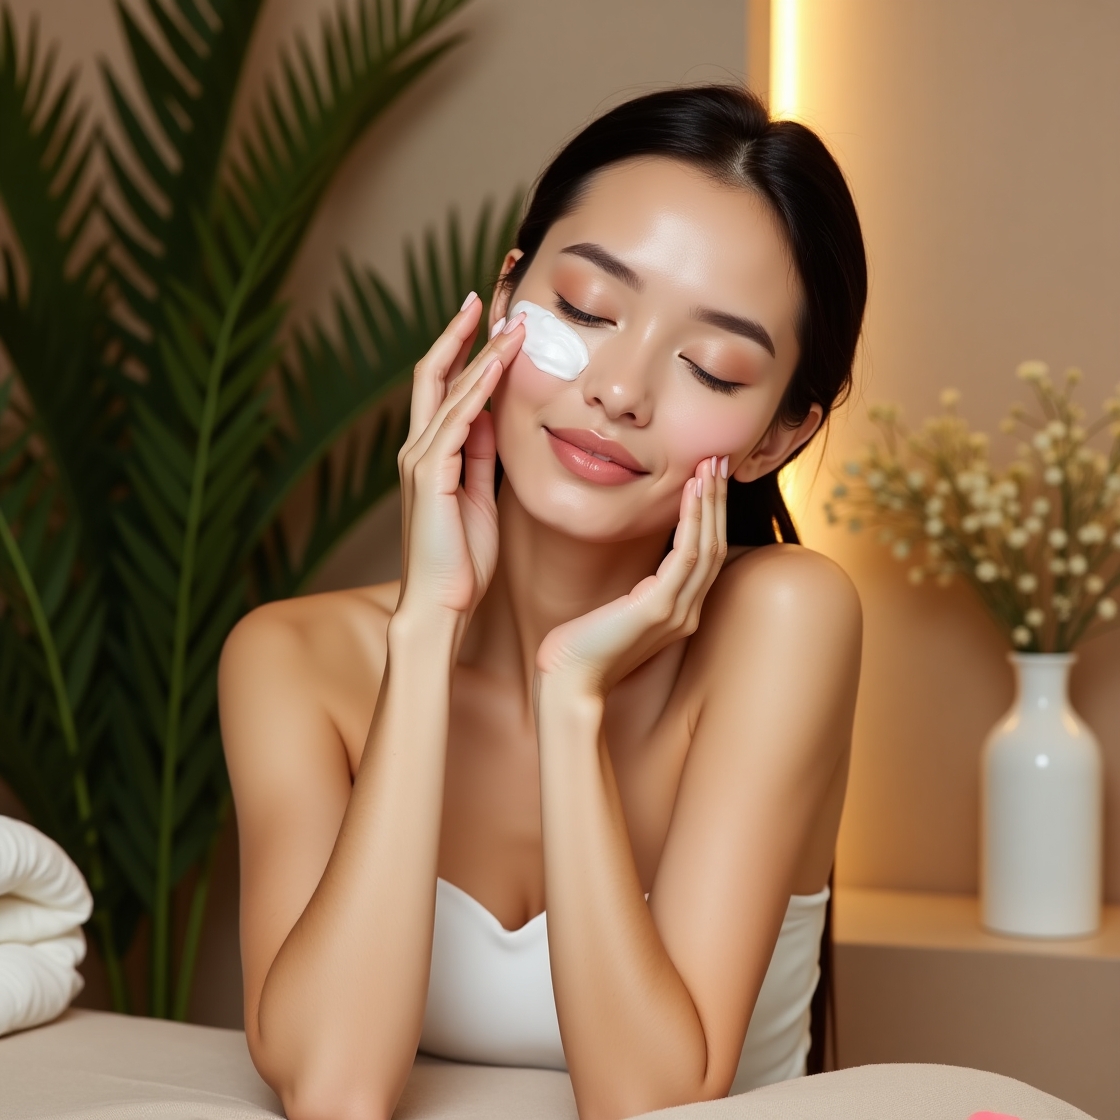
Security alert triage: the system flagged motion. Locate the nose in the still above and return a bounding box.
[578,336,653,425]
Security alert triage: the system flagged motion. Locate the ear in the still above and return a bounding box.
[489,249,524,333]
[732,403,824,484]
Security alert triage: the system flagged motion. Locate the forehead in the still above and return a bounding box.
[538,157,802,316]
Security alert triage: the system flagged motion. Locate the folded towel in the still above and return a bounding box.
[0,815,93,1037]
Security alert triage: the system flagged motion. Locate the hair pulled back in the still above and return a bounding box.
[501,85,867,546]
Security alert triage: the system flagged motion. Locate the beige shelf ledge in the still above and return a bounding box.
[834,886,1120,960]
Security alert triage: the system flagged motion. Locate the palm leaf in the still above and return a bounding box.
[0,11,118,560]
[251,193,521,599]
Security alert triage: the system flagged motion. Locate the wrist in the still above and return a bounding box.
[388,601,463,660]
[533,671,607,726]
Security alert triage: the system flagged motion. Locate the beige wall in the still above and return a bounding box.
[775,0,1120,903]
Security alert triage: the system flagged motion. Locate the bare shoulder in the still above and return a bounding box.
[218,580,400,768]
[685,543,863,700]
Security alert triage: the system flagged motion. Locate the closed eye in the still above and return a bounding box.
[685,358,742,396]
[554,293,611,326]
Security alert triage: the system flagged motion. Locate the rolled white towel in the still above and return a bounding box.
[0,815,93,1036]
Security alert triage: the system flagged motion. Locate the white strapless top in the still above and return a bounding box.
[419,878,829,1093]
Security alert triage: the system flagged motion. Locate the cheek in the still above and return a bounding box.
[658,393,765,476]
[492,350,565,452]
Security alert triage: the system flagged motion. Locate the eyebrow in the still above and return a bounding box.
[560,243,644,290]
[559,241,777,358]
[692,308,776,357]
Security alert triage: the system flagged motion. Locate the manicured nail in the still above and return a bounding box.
[695,477,703,498]
[720,455,729,478]
[460,290,478,311]
[502,311,526,334]
[483,357,502,378]
[490,317,506,339]
[710,455,717,477]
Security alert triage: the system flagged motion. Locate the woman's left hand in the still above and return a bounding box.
[535,455,729,699]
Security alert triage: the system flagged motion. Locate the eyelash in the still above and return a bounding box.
[553,292,743,396]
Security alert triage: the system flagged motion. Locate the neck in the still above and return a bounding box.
[461,483,668,696]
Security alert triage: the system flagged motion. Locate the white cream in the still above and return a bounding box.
[510,300,589,381]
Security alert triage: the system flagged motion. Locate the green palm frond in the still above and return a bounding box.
[0,12,118,558]
[111,193,297,1017]
[99,0,266,358]
[252,193,521,599]
[223,0,469,305]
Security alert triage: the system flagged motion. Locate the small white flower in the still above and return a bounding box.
[1012,626,1032,647]
[925,496,944,516]
[892,539,911,559]
[1105,474,1120,494]
[906,470,926,490]
[975,560,1000,582]
[925,518,945,537]
[1086,575,1105,594]
[1016,573,1038,593]
[1017,360,1049,381]
[1032,498,1050,516]
[961,514,982,533]
[1024,516,1043,534]
[1050,557,1068,575]
[1026,608,1045,627]
[1068,554,1088,576]
[1078,523,1106,544]
[1007,527,1030,549]
[1097,598,1118,620]
[1046,420,1067,439]
[1044,465,1064,486]
[866,469,887,489]
[1048,528,1069,549]
[1032,431,1052,451]
[982,510,1003,528]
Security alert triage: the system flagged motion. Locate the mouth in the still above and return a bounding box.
[544,427,649,485]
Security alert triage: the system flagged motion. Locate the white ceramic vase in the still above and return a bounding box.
[980,652,1102,938]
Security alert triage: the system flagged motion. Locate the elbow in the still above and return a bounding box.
[279,1074,398,1120]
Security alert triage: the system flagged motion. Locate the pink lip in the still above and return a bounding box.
[545,428,648,485]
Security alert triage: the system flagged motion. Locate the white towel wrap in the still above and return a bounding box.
[0,815,92,1036]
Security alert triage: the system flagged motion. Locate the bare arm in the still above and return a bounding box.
[535,465,861,1119]
[220,298,527,1120]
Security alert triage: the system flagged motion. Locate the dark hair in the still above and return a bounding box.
[500,85,867,546]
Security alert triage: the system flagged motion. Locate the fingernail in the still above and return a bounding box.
[484,357,502,377]
[502,311,526,334]
[695,477,703,498]
[720,455,729,478]
[490,317,506,339]
[710,456,717,477]
[460,290,478,312]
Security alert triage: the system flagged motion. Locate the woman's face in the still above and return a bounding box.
[490,156,817,542]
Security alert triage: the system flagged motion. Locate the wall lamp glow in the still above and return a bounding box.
[769,0,799,120]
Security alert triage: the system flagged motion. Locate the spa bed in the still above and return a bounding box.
[0,1008,1093,1119]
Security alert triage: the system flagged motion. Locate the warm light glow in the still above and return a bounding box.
[769,0,799,119]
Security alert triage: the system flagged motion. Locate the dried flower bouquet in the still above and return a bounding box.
[825,362,1120,651]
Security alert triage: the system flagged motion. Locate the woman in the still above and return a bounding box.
[219,85,866,1120]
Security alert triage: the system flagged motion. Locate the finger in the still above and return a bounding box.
[420,357,506,478]
[683,457,720,599]
[462,409,496,509]
[408,293,484,439]
[411,316,525,464]
[716,455,729,556]
[653,473,704,596]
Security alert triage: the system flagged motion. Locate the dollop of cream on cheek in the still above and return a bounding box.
[510,300,589,380]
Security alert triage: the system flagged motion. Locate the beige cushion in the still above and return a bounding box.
[0,1008,1092,1119]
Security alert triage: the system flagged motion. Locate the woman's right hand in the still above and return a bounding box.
[396,294,526,622]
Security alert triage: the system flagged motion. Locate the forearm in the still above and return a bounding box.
[256,608,459,1115]
[536,680,713,1120]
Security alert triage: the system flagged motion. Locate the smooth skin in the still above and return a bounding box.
[219,157,862,1120]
